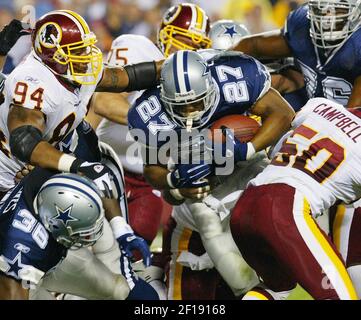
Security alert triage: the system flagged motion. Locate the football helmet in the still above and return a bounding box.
[308,0,361,49]
[158,3,212,57]
[35,173,104,249]
[209,20,250,50]
[32,10,102,85]
[160,50,217,131]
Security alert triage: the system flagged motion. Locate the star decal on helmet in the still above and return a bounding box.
[53,204,79,226]
[223,25,238,38]
[198,59,210,77]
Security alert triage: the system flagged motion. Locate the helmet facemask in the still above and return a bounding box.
[308,0,361,50]
[52,32,103,85]
[161,80,217,131]
[159,25,212,58]
[54,216,104,249]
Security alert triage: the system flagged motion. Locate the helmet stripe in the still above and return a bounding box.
[173,51,180,93]
[195,5,204,31]
[189,4,198,31]
[58,10,90,35]
[39,176,103,211]
[183,51,191,92]
[176,51,187,94]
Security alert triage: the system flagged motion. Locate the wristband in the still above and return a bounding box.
[109,216,134,239]
[169,188,184,201]
[58,154,77,172]
[246,142,256,160]
[166,172,175,188]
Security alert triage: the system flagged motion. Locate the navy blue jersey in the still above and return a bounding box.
[128,51,270,148]
[0,169,66,284]
[282,5,361,106]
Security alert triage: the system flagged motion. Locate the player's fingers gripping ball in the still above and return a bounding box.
[207,114,260,164]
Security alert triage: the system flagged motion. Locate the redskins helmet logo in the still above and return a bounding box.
[38,22,62,48]
[163,5,181,25]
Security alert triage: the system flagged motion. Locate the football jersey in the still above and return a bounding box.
[0,52,103,191]
[128,50,271,151]
[251,98,361,215]
[172,152,270,231]
[0,168,66,284]
[96,34,164,174]
[282,5,361,106]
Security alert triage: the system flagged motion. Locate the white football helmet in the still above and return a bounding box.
[209,20,250,50]
[308,0,361,49]
[160,50,217,131]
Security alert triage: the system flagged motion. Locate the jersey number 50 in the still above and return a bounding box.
[271,125,345,183]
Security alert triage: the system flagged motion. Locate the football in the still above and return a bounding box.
[208,114,260,143]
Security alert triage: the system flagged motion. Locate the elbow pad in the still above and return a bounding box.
[124,61,158,92]
[9,125,43,162]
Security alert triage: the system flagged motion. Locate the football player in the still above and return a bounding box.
[231,97,361,300]
[85,3,211,251]
[0,168,158,300]
[0,10,162,200]
[128,49,295,299]
[231,0,361,295]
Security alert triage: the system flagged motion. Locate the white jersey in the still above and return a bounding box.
[172,152,270,230]
[96,34,164,174]
[251,98,361,215]
[0,52,103,191]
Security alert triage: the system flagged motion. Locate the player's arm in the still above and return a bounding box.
[232,30,292,59]
[95,60,163,93]
[86,92,130,129]
[347,76,361,108]
[0,274,28,299]
[144,164,211,201]
[271,68,305,94]
[7,105,63,169]
[250,87,295,151]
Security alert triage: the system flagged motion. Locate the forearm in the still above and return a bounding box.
[29,141,68,170]
[90,92,130,125]
[252,109,293,151]
[144,164,170,190]
[0,55,6,71]
[96,60,163,93]
[232,31,291,59]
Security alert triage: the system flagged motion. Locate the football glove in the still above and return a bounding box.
[117,233,152,268]
[0,20,31,56]
[70,160,118,198]
[168,161,213,188]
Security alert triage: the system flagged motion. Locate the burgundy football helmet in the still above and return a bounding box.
[32,10,102,85]
[158,3,211,57]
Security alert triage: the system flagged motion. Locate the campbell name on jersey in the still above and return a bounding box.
[251,98,361,215]
[0,52,103,191]
[128,51,271,149]
[282,5,361,106]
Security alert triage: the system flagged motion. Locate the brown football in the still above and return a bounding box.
[208,114,260,143]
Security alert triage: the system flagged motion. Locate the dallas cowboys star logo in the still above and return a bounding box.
[198,59,210,76]
[53,204,78,226]
[2,252,26,279]
[223,25,238,38]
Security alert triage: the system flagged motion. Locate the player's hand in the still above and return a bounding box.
[14,164,34,183]
[0,20,31,56]
[179,184,212,200]
[117,233,151,267]
[168,161,214,188]
[207,127,251,163]
[71,160,118,198]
